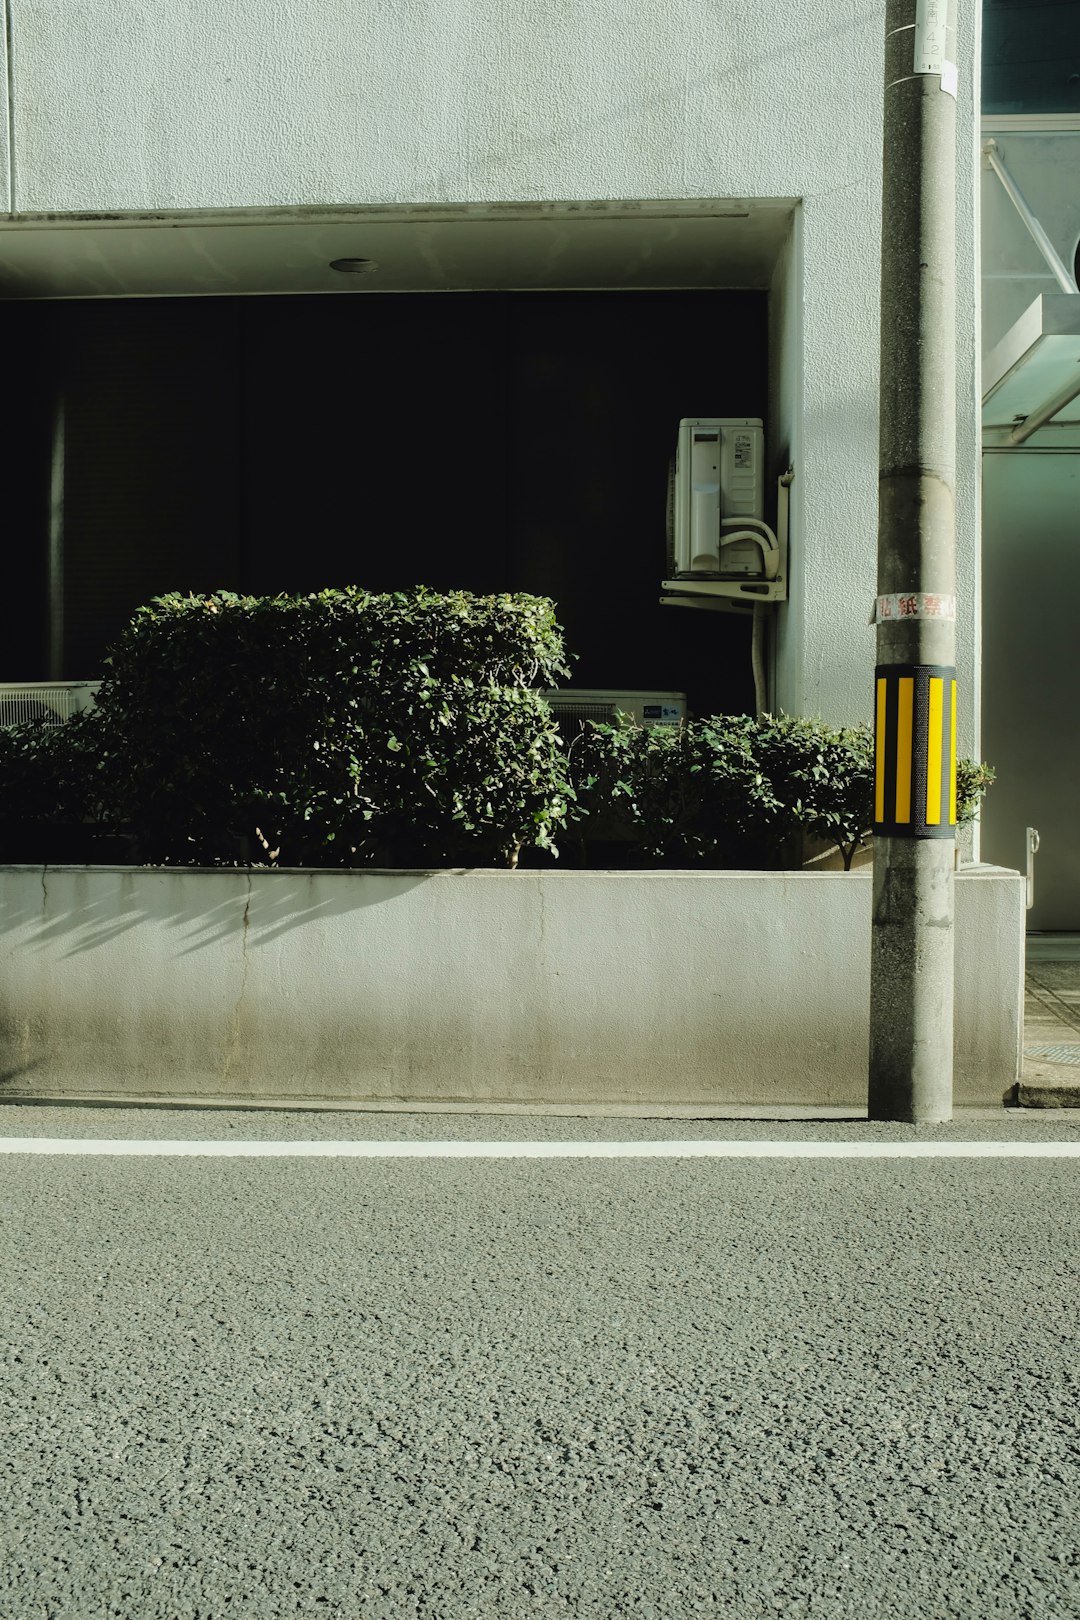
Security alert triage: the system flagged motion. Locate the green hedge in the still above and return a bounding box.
[0,587,994,870]
[91,587,573,867]
[565,715,994,869]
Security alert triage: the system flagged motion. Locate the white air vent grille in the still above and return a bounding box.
[0,682,101,728]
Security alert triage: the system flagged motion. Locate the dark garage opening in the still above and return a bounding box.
[5,288,768,716]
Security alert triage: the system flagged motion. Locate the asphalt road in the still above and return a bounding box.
[1,1106,1078,1619]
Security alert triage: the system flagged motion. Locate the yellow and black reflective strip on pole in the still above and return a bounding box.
[874,665,957,838]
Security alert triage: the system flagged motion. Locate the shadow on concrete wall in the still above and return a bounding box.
[0,867,432,958]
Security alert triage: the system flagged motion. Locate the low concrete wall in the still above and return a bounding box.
[0,865,1024,1110]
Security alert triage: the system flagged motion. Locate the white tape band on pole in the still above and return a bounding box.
[912,0,956,96]
[874,592,957,624]
[913,0,947,73]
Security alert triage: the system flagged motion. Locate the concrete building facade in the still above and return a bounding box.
[0,0,984,757]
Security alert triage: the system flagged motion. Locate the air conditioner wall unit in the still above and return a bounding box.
[672,417,767,577]
[663,422,789,612]
[543,689,687,728]
[0,682,101,729]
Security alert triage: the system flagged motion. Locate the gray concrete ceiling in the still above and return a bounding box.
[0,200,796,299]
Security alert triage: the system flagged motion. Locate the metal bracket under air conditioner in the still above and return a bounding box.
[660,471,791,615]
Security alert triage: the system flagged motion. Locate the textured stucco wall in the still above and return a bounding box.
[0,16,9,213]
[4,0,982,740]
[954,36,982,768]
[10,2,882,215]
[769,207,804,716]
[0,866,1024,1109]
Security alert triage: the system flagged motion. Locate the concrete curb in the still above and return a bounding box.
[1017,1072,1080,1109]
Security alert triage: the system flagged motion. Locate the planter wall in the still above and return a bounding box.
[0,865,1024,1111]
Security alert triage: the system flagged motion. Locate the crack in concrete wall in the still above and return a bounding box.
[221,874,252,1087]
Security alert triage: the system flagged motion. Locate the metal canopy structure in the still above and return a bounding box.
[983,292,1080,449]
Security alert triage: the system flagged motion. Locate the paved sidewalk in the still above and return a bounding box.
[1020,934,1080,1107]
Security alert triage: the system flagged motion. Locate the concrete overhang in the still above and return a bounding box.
[983,293,1080,449]
[0,199,797,299]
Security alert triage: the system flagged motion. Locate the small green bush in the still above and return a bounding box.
[566,715,993,869]
[0,710,110,825]
[954,756,996,827]
[0,710,129,862]
[92,587,573,867]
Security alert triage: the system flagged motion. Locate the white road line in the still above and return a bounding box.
[0,1139,1078,1159]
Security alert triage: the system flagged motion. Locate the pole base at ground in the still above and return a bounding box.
[868,837,955,1123]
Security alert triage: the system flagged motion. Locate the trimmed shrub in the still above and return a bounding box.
[0,713,95,827]
[566,715,994,869]
[565,715,783,868]
[92,587,573,867]
[0,710,123,861]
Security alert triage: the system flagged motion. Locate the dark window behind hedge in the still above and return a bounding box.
[5,289,767,721]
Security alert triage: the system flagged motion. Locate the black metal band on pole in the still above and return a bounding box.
[873,664,957,839]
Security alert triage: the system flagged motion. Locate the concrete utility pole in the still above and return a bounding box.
[869,0,959,1124]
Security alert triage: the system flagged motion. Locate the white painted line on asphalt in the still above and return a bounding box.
[0,1138,1079,1159]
